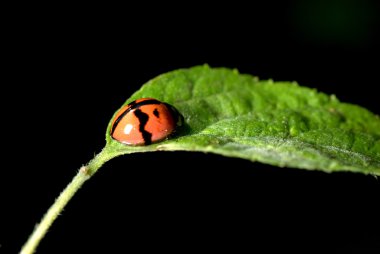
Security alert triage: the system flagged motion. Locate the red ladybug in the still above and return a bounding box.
[111,98,183,145]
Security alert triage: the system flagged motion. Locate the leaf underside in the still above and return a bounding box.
[105,65,380,175]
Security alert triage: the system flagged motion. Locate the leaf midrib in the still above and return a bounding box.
[179,133,380,167]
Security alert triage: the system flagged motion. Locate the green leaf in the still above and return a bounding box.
[104,65,380,175]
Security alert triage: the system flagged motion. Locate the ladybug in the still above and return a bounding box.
[110,98,184,145]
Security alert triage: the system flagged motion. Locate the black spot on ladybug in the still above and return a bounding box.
[128,100,137,107]
[130,99,160,110]
[153,108,160,118]
[133,109,152,145]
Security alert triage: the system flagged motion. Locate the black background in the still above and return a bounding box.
[2,1,380,253]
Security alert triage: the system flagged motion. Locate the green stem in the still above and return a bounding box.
[20,147,117,254]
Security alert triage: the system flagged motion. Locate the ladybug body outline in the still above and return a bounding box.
[111,98,183,145]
